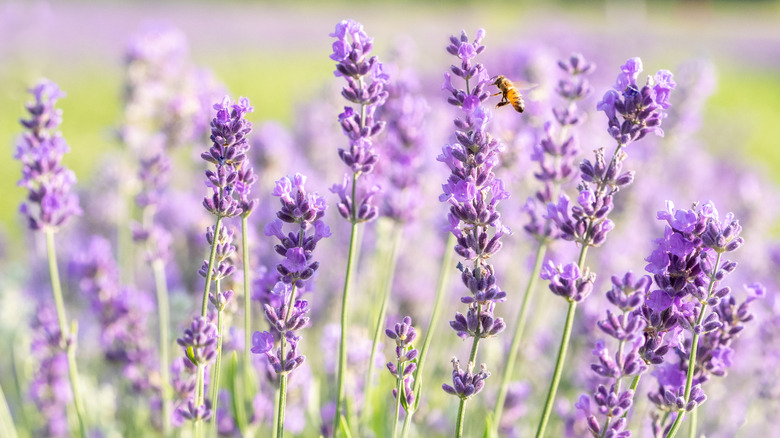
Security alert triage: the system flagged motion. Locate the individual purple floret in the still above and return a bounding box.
[386,316,419,410]
[329,18,388,223]
[15,79,82,231]
[442,358,491,400]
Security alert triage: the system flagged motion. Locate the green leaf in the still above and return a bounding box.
[339,414,353,438]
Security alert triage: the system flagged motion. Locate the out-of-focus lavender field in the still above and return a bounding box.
[2,1,780,438]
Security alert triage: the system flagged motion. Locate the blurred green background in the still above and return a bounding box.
[2,0,780,251]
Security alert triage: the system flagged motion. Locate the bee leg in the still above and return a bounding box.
[496,101,509,108]
[491,92,502,96]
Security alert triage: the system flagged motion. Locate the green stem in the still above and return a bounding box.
[401,233,457,437]
[276,285,298,438]
[688,408,697,438]
[201,215,223,317]
[362,223,403,427]
[230,351,248,436]
[0,383,18,438]
[152,259,172,437]
[210,296,225,438]
[535,242,589,438]
[45,229,87,438]
[665,252,722,438]
[194,363,205,438]
[334,173,361,434]
[241,216,254,410]
[492,241,548,429]
[392,367,404,438]
[272,386,280,438]
[454,331,482,438]
[277,375,288,438]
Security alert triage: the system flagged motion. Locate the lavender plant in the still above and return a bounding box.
[252,173,330,438]
[493,52,594,431]
[436,28,510,437]
[385,316,418,437]
[328,18,389,433]
[15,79,87,438]
[535,57,676,437]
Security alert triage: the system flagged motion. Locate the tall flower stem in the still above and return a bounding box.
[535,244,589,438]
[194,363,205,438]
[276,285,299,438]
[362,223,403,426]
[401,233,456,437]
[201,215,224,316]
[391,368,404,438]
[242,216,254,401]
[210,282,226,437]
[334,173,361,433]
[0,384,17,438]
[665,253,721,438]
[493,241,548,428]
[45,228,87,438]
[152,258,172,436]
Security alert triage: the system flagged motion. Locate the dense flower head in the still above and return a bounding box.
[374,72,430,222]
[201,96,254,218]
[442,358,490,400]
[16,79,82,230]
[265,173,330,287]
[198,222,237,283]
[540,260,595,302]
[330,174,381,223]
[597,57,676,145]
[545,186,616,247]
[386,316,419,410]
[177,316,219,366]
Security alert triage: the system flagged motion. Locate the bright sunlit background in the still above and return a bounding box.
[2,0,780,252]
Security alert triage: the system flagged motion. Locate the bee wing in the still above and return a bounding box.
[513,79,539,91]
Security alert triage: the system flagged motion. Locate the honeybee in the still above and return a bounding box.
[491,75,525,113]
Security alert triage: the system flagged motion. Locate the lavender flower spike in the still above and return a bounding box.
[16,79,87,438]
[330,18,389,431]
[16,79,82,231]
[260,173,329,438]
[386,316,419,437]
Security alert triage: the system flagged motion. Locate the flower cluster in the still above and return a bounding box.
[15,79,82,231]
[176,316,218,420]
[439,28,508,403]
[202,96,255,218]
[375,72,430,223]
[69,236,156,392]
[132,151,173,263]
[524,53,594,241]
[253,173,330,377]
[442,359,491,400]
[385,316,419,410]
[329,19,389,223]
[597,57,676,145]
[576,273,650,437]
[28,303,70,438]
[639,201,758,436]
[198,223,237,284]
[540,261,595,303]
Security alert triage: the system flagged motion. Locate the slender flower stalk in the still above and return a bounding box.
[385,317,419,438]
[401,233,456,437]
[438,29,510,437]
[252,173,330,438]
[328,19,389,432]
[535,57,676,437]
[493,53,594,430]
[15,79,86,438]
[208,285,233,435]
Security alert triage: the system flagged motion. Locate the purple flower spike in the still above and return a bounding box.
[330,19,388,224]
[386,317,419,412]
[16,79,82,231]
